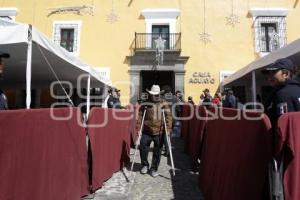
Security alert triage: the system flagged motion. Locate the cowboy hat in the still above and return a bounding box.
[146,85,163,95]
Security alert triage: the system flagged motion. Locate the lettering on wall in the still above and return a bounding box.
[189,72,215,84]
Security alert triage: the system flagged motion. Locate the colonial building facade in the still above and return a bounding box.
[1,0,300,105]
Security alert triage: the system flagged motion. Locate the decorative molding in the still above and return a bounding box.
[141,9,180,19]
[0,7,18,21]
[48,5,94,17]
[249,8,288,17]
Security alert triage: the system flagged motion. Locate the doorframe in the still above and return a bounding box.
[129,65,185,104]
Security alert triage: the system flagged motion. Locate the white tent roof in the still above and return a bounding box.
[223,38,300,86]
[0,19,112,89]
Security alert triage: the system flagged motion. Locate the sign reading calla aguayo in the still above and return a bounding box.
[189,72,215,84]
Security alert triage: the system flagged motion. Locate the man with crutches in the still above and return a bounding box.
[132,85,173,177]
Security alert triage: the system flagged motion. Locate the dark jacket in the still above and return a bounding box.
[265,79,300,127]
[136,99,172,136]
[107,95,122,109]
[223,95,237,108]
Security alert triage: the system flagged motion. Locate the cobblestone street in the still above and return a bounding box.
[82,138,204,200]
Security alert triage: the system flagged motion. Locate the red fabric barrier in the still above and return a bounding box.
[276,112,300,200]
[199,108,272,200]
[88,108,133,191]
[181,104,191,142]
[186,106,207,170]
[0,108,89,200]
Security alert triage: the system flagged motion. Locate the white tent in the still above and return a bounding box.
[223,38,300,86]
[223,38,300,103]
[0,19,111,112]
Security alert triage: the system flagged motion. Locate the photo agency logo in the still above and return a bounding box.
[49,75,137,127]
[49,75,266,126]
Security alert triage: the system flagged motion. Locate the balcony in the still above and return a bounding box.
[134,32,181,52]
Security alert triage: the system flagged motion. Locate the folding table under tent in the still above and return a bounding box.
[0,19,111,113]
[223,38,300,103]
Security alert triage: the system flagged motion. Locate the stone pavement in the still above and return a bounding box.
[82,138,204,200]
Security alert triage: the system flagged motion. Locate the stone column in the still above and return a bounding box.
[129,70,140,104]
[174,71,185,95]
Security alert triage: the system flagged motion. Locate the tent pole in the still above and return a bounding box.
[86,74,91,118]
[26,24,33,109]
[251,71,257,106]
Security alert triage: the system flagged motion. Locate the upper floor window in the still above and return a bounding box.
[249,8,288,55]
[60,28,74,52]
[254,16,286,53]
[53,21,81,55]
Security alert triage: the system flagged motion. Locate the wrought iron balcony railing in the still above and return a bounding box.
[134,32,181,51]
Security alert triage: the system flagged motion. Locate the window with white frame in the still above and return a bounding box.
[53,21,81,55]
[254,16,286,53]
[250,8,288,54]
[0,7,18,21]
[141,9,180,49]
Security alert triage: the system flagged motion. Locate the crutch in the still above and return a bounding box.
[162,109,176,176]
[130,106,147,177]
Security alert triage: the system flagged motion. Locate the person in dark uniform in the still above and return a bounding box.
[0,51,10,110]
[106,88,123,109]
[263,58,300,128]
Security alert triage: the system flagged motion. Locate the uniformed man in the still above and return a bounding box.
[262,58,300,127]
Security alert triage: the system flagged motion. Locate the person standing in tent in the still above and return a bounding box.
[136,85,172,177]
[0,51,10,110]
[223,90,237,108]
[107,88,123,109]
[263,58,300,128]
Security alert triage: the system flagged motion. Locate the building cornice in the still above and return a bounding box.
[249,8,288,17]
[141,9,180,19]
[0,7,18,17]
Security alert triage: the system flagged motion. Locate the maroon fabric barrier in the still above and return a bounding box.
[276,112,300,200]
[0,108,89,200]
[199,108,272,200]
[186,106,207,170]
[181,104,191,142]
[88,108,133,191]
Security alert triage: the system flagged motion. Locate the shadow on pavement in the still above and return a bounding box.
[168,138,205,200]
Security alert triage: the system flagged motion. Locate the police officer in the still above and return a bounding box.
[0,51,10,110]
[262,58,300,127]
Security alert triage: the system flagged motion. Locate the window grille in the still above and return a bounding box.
[254,16,286,53]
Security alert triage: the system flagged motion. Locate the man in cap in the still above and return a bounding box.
[262,58,300,127]
[136,85,172,177]
[0,51,10,110]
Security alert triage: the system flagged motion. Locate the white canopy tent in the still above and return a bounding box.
[0,19,112,114]
[223,38,300,103]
